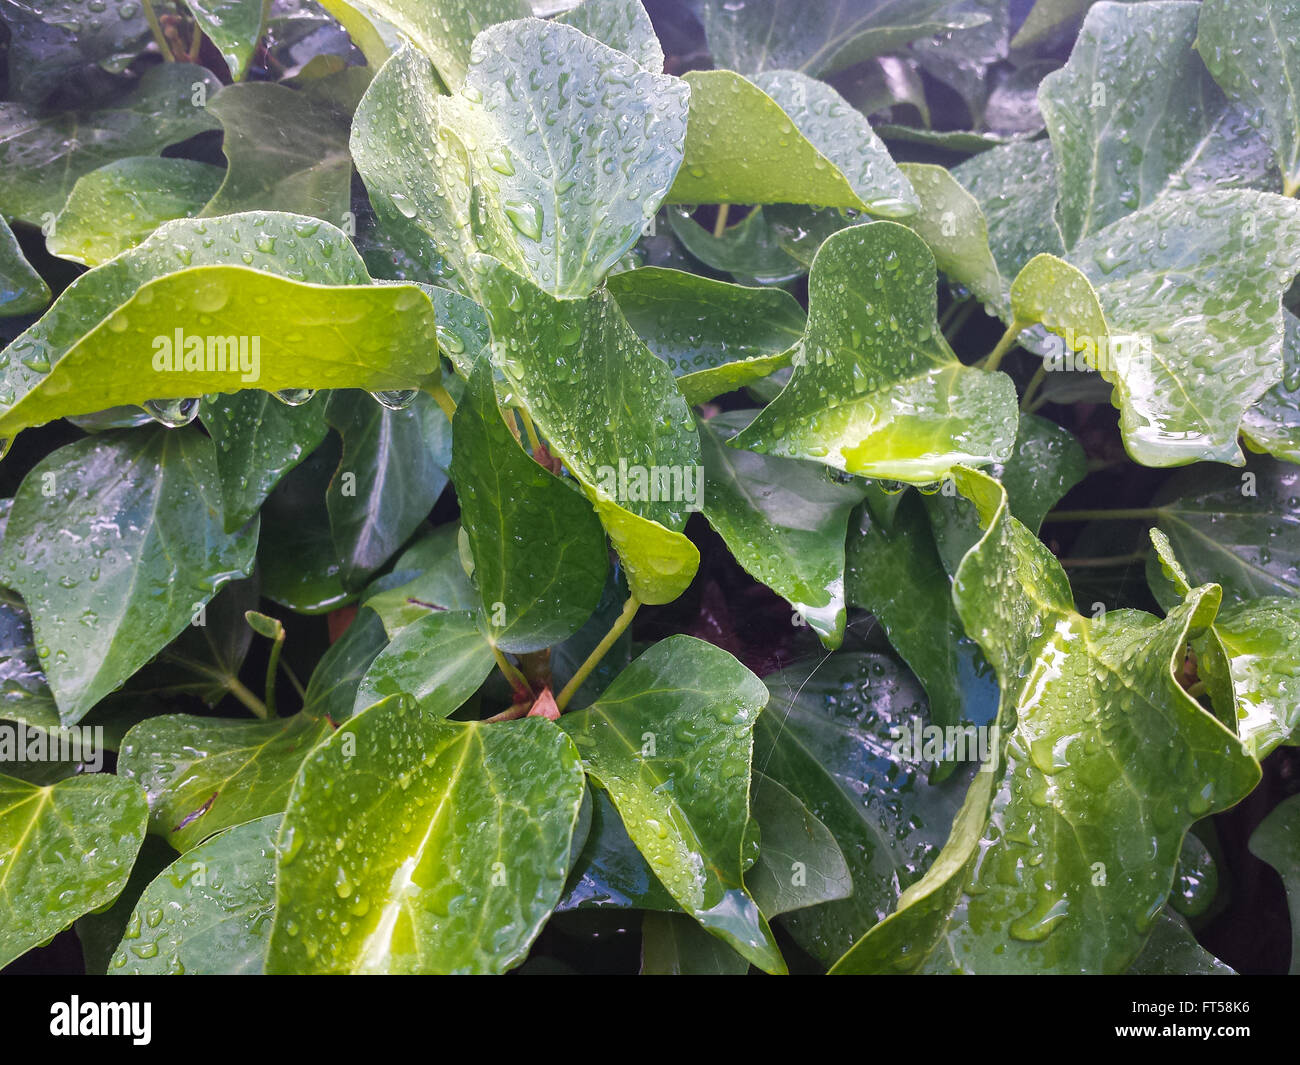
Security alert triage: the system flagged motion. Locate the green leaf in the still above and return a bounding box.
[200,389,330,534]
[0,64,221,225]
[362,524,479,635]
[118,711,331,851]
[352,610,494,716]
[0,212,440,440]
[301,606,390,721]
[76,835,174,976]
[640,911,750,974]
[109,813,280,975]
[0,217,50,316]
[0,771,148,968]
[700,412,865,648]
[952,139,1065,282]
[695,0,989,78]
[478,257,700,605]
[747,772,852,918]
[1069,190,1300,467]
[451,365,607,652]
[202,74,366,225]
[559,787,679,912]
[754,653,976,965]
[355,0,529,86]
[1198,0,1300,196]
[429,286,491,378]
[1243,309,1300,464]
[1128,909,1235,975]
[183,0,273,81]
[1038,1,1216,248]
[1145,457,1300,605]
[731,222,1019,483]
[0,587,58,730]
[556,0,663,72]
[325,389,453,590]
[831,468,1260,974]
[268,700,585,973]
[47,157,224,267]
[668,69,919,216]
[352,22,688,299]
[1248,793,1300,974]
[667,204,804,285]
[558,635,785,973]
[897,162,1004,310]
[606,267,805,405]
[0,428,257,723]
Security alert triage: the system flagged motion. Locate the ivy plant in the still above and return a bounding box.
[1,0,1299,978]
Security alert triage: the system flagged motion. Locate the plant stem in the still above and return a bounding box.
[263,626,285,717]
[491,645,532,700]
[980,321,1024,373]
[713,203,730,238]
[518,406,542,454]
[1020,364,1047,411]
[1060,552,1147,568]
[1187,680,1206,699]
[226,676,269,719]
[282,660,307,700]
[555,595,640,712]
[141,0,175,60]
[425,380,457,422]
[1286,176,1300,198]
[942,299,977,345]
[1045,507,1164,523]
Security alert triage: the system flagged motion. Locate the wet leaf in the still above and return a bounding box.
[183,0,273,81]
[352,609,494,716]
[268,699,585,973]
[1248,792,1300,973]
[0,771,148,968]
[0,217,51,316]
[362,524,479,636]
[1128,908,1234,975]
[556,0,663,72]
[640,911,750,974]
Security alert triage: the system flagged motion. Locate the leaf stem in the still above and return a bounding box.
[555,595,640,712]
[263,625,286,717]
[490,644,532,700]
[424,380,457,422]
[1044,507,1164,523]
[1020,364,1047,411]
[980,321,1024,373]
[713,203,730,238]
[1285,176,1300,198]
[1187,680,1206,699]
[282,659,307,700]
[141,0,175,60]
[1060,552,1147,568]
[226,676,269,719]
[942,299,977,344]
[518,406,542,454]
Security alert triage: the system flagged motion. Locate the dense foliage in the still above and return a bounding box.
[0,0,1298,976]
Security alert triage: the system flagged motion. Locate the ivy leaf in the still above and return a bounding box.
[753,654,976,965]
[695,0,990,78]
[301,606,390,722]
[0,771,148,968]
[606,267,805,405]
[429,286,490,379]
[451,365,607,652]
[352,21,688,299]
[669,70,919,217]
[354,0,529,86]
[731,222,1019,483]
[700,412,865,648]
[0,64,221,225]
[325,389,453,590]
[1198,0,1300,196]
[0,213,440,440]
[747,772,852,918]
[47,157,224,267]
[478,257,700,605]
[0,217,50,316]
[200,389,330,534]
[831,468,1260,974]
[202,74,367,225]
[0,429,257,724]
[1038,1,1216,248]
[558,635,785,973]
[182,0,273,81]
[1249,793,1300,974]
[559,787,679,912]
[555,0,663,72]
[108,813,279,975]
[666,204,804,284]
[1128,909,1235,975]
[640,912,750,974]
[0,586,58,730]
[362,524,478,636]
[1144,457,1300,605]
[268,700,586,974]
[1243,309,1300,464]
[352,610,495,716]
